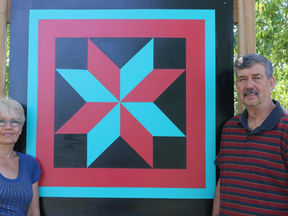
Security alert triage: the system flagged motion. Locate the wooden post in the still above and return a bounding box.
[6,0,10,23]
[0,0,7,97]
[234,0,238,24]
[237,0,256,113]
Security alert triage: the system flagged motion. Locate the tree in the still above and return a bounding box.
[257,0,288,107]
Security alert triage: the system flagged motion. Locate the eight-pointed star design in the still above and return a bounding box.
[56,38,185,167]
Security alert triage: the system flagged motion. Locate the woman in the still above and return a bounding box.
[0,97,41,216]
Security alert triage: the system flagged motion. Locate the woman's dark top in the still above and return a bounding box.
[0,151,41,215]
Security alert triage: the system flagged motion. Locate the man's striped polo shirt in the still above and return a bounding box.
[216,100,288,216]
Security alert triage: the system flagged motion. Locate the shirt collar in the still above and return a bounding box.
[238,100,285,132]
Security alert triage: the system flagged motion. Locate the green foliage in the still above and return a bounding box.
[234,25,239,115]
[256,0,288,108]
[234,0,288,114]
[6,65,9,97]
[6,24,9,97]
[6,24,10,60]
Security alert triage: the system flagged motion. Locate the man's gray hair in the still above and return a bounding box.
[235,54,273,79]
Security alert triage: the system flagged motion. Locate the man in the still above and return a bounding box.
[212,54,288,215]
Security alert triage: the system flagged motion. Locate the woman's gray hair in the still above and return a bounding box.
[0,97,26,125]
[235,54,273,79]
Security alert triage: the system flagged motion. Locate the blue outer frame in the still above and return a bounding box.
[27,9,215,198]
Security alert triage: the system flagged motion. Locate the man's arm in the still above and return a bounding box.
[212,179,220,216]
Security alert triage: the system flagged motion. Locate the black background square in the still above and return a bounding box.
[154,38,186,69]
[54,134,87,168]
[55,38,87,69]
[153,137,186,169]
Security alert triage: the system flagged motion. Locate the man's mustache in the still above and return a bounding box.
[243,89,259,97]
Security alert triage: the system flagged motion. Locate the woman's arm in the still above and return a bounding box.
[27,181,40,216]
